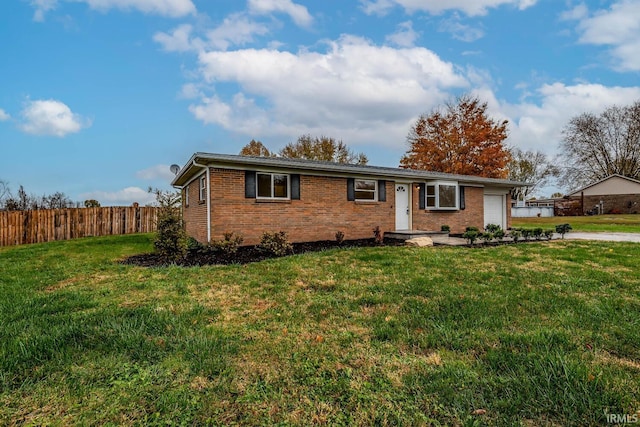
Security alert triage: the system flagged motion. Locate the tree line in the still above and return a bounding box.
[241,96,640,199]
[0,181,100,211]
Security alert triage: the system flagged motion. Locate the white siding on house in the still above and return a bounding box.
[572,176,640,196]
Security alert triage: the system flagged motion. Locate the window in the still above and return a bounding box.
[199,176,206,201]
[424,181,458,210]
[184,184,189,207]
[257,173,289,199]
[355,179,377,201]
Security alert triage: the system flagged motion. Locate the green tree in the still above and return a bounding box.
[280,135,368,164]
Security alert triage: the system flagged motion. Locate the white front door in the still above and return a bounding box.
[395,184,410,230]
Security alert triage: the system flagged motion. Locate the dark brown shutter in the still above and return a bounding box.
[245,171,256,198]
[419,183,426,209]
[459,186,465,210]
[347,178,355,201]
[378,180,386,202]
[291,174,300,200]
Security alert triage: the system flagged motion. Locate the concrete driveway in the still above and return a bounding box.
[563,232,640,243]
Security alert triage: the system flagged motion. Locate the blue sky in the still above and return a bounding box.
[1,0,639,205]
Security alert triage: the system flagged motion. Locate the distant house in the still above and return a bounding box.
[568,174,640,215]
[171,153,525,245]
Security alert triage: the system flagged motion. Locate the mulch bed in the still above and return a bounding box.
[122,238,404,267]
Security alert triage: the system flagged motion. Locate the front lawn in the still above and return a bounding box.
[1,234,639,425]
[512,214,640,233]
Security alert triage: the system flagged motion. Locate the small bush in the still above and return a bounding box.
[335,230,345,245]
[373,226,384,245]
[494,229,506,241]
[187,237,203,251]
[152,189,187,262]
[555,223,572,239]
[480,232,494,243]
[521,229,532,241]
[465,226,480,233]
[210,232,244,255]
[485,224,502,234]
[510,229,522,243]
[258,231,293,256]
[463,229,479,245]
[441,225,451,232]
[533,227,544,240]
[544,229,554,240]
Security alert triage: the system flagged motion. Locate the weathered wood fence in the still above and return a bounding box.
[0,207,159,247]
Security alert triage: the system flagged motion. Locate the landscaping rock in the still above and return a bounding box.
[405,237,434,247]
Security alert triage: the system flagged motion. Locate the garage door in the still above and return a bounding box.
[484,194,505,230]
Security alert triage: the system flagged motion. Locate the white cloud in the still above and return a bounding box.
[439,14,485,41]
[248,0,313,27]
[360,0,537,16]
[502,83,640,154]
[79,187,157,206]
[385,21,420,47]
[0,109,10,121]
[135,164,177,181]
[207,13,270,50]
[188,35,468,148]
[153,24,204,52]
[20,99,91,137]
[566,0,640,71]
[154,14,270,53]
[32,0,195,21]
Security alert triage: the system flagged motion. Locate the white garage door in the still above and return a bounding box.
[484,194,505,230]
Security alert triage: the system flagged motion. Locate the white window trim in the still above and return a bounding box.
[355,178,378,202]
[256,172,291,200]
[199,175,206,201]
[425,181,459,210]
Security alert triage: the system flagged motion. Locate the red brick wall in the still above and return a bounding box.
[182,173,208,243]
[411,186,484,234]
[183,168,505,243]
[205,168,395,245]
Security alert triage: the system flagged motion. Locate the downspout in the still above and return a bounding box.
[192,159,211,243]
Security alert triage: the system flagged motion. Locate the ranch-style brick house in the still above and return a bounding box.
[171,152,525,245]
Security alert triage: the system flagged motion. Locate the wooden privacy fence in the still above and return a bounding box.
[0,206,159,247]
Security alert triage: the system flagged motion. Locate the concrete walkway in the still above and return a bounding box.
[429,232,640,246]
[563,232,640,243]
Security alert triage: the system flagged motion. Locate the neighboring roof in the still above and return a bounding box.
[171,152,529,188]
[568,174,640,196]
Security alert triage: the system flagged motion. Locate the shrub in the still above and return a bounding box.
[441,225,451,232]
[533,227,544,240]
[152,189,187,262]
[210,232,244,255]
[463,229,479,245]
[485,224,502,234]
[465,226,480,233]
[494,229,506,241]
[521,228,532,241]
[480,232,494,243]
[187,237,203,251]
[543,229,554,240]
[258,231,293,256]
[373,226,384,245]
[335,230,345,245]
[510,229,522,243]
[555,223,572,239]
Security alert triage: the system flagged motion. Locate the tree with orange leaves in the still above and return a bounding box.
[400,95,511,179]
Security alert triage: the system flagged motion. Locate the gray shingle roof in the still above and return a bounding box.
[172,152,528,187]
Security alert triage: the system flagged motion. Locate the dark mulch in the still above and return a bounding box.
[122,238,403,267]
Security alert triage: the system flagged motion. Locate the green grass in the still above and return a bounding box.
[1,234,639,425]
[513,214,640,233]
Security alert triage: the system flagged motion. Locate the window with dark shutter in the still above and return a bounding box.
[419,183,426,209]
[459,186,466,210]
